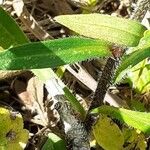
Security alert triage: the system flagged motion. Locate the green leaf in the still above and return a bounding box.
[55,14,146,46]
[145,64,150,70]
[0,7,86,118]
[42,138,54,150]
[0,6,29,49]
[127,60,150,93]
[91,105,150,134]
[63,87,86,119]
[0,37,111,70]
[87,0,98,6]
[114,49,150,84]
[55,66,66,78]
[42,133,66,150]
[130,99,146,112]
[114,30,150,84]
[92,115,124,150]
[137,30,150,49]
[32,68,55,82]
[122,127,147,150]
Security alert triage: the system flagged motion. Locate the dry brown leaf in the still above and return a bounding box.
[41,0,73,15]
[0,70,25,80]
[13,78,33,109]
[27,76,48,126]
[13,0,53,40]
[13,76,48,126]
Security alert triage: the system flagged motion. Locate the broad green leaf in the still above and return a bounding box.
[0,7,85,118]
[92,115,124,150]
[91,105,150,134]
[42,133,66,150]
[114,30,150,86]
[0,37,111,70]
[0,6,29,49]
[55,14,146,46]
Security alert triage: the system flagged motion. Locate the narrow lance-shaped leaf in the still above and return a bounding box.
[114,47,150,83]
[0,6,86,118]
[63,87,86,119]
[0,37,111,70]
[114,30,150,83]
[91,105,150,134]
[55,14,146,47]
[0,6,29,49]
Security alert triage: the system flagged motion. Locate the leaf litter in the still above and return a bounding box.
[0,0,150,149]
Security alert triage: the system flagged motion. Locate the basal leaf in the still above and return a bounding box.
[91,105,150,134]
[55,14,146,46]
[0,37,111,70]
[0,6,29,49]
[92,115,124,150]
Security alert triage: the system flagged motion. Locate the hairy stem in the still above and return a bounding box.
[88,0,150,111]
[89,57,119,110]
